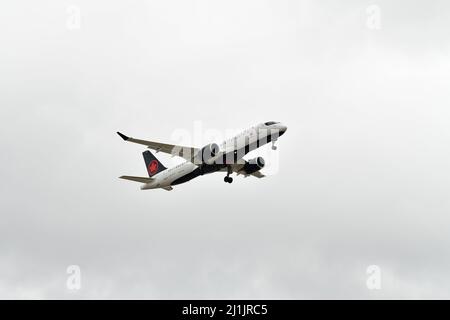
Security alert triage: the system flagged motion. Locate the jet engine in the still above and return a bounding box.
[242,157,265,174]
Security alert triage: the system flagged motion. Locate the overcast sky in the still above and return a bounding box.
[1,0,450,299]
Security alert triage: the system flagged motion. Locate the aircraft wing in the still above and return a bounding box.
[117,132,200,161]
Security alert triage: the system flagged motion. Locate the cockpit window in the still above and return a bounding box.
[264,121,279,126]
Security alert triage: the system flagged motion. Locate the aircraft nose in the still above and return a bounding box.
[279,125,287,136]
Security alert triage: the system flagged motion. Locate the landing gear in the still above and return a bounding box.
[224,176,233,183]
[224,165,233,183]
[272,140,277,150]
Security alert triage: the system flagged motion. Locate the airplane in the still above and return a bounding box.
[117,121,287,191]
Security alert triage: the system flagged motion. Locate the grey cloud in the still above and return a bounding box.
[0,0,449,299]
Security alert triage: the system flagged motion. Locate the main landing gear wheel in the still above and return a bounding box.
[224,176,233,183]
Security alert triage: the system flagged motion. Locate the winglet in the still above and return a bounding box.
[117,132,129,141]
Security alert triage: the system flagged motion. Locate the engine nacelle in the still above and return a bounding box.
[242,157,265,174]
[198,143,220,163]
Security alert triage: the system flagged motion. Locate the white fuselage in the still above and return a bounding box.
[141,161,197,190]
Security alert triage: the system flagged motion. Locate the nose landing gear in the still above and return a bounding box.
[224,165,233,183]
[224,176,233,183]
[272,140,277,150]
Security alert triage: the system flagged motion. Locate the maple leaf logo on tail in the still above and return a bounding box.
[148,160,158,175]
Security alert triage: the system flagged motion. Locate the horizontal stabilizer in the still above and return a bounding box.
[119,175,154,183]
